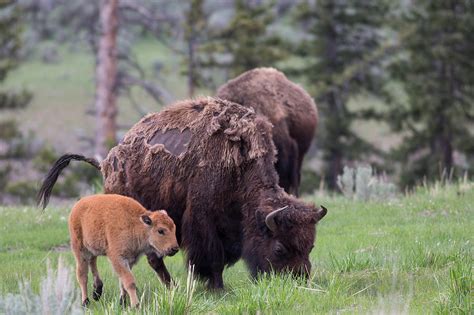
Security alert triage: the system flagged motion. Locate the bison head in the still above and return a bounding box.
[244,200,327,279]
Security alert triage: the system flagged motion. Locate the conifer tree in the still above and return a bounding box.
[294,0,391,189]
[201,0,285,83]
[0,1,31,196]
[0,2,31,111]
[388,0,474,186]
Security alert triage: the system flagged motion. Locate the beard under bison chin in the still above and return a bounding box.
[245,254,312,280]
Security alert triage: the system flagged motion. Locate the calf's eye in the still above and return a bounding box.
[158,229,165,235]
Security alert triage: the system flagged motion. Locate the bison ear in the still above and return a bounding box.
[310,205,328,223]
[140,215,152,226]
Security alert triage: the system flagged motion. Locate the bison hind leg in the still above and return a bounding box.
[90,257,103,301]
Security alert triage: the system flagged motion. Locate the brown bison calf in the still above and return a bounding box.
[68,194,178,307]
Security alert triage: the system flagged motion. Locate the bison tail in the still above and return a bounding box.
[37,154,101,209]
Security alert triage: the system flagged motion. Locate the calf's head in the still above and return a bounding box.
[140,210,179,257]
[247,202,327,278]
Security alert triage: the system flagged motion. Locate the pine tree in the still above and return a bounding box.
[200,0,285,84]
[294,0,391,189]
[0,2,31,111]
[388,0,474,186]
[0,1,31,198]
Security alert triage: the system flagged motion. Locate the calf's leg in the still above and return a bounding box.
[89,256,103,301]
[110,258,139,307]
[74,255,90,306]
[118,279,128,306]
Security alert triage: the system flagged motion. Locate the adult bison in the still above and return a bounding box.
[217,67,318,196]
[38,97,327,289]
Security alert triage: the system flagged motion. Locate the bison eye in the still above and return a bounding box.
[274,243,287,257]
[158,229,165,235]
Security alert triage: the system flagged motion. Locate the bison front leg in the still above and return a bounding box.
[182,203,225,290]
[146,253,172,286]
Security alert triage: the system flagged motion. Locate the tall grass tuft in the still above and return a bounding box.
[223,273,304,314]
[434,256,472,314]
[150,264,197,315]
[0,257,82,315]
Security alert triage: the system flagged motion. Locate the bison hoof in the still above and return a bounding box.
[207,281,224,291]
[93,284,103,301]
[81,298,90,307]
[119,295,127,307]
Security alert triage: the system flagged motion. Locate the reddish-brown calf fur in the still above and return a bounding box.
[69,194,178,307]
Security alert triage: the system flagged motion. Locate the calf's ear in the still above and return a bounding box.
[140,215,153,226]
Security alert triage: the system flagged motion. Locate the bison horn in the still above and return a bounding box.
[315,205,328,220]
[265,206,289,232]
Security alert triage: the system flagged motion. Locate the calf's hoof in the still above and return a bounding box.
[81,298,90,307]
[119,295,127,307]
[132,302,140,309]
[93,284,103,301]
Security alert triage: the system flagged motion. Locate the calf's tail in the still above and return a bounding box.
[37,154,101,209]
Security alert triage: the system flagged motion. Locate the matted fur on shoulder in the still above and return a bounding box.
[118,97,276,163]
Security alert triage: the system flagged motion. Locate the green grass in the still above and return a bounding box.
[0,183,472,314]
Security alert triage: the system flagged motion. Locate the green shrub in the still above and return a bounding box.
[0,120,21,140]
[0,164,11,193]
[300,168,324,195]
[32,145,58,172]
[5,180,37,204]
[52,176,81,199]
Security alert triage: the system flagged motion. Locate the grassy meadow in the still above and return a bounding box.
[1,39,471,314]
[0,182,472,314]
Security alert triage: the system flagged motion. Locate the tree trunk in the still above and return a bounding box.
[187,35,196,98]
[328,149,343,190]
[95,0,118,158]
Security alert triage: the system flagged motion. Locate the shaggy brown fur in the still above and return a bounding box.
[217,67,318,195]
[37,97,327,290]
[69,194,178,307]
